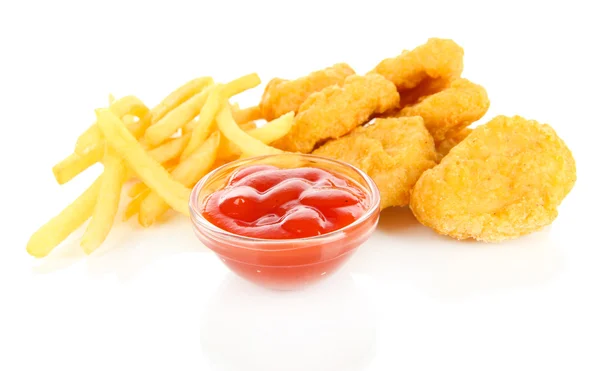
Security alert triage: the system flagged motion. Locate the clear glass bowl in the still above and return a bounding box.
[189,154,381,290]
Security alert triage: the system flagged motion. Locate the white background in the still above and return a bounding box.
[1,1,598,370]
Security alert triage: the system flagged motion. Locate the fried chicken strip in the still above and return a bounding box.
[313,117,437,209]
[259,63,356,121]
[410,115,576,242]
[398,78,489,143]
[370,38,464,93]
[273,74,399,153]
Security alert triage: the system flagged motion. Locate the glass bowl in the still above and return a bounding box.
[189,154,380,290]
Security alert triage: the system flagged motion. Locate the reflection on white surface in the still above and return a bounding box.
[199,271,376,371]
[31,214,211,281]
[350,207,564,299]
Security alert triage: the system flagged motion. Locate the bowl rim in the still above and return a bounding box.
[188,153,381,249]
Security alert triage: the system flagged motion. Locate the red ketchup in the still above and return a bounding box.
[195,164,379,290]
[202,165,369,239]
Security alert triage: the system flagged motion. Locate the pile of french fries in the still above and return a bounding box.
[27,73,294,258]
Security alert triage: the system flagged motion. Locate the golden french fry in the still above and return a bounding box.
[180,86,223,159]
[232,105,262,124]
[144,85,214,147]
[75,96,150,155]
[249,112,294,143]
[181,74,261,159]
[182,74,261,135]
[52,145,103,185]
[122,114,136,125]
[27,177,102,258]
[125,158,179,193]
[56,116,150,185]
[217,113,293,160]
[162,159,180,171]
[240,121,257,131]
[108,93,116,104]
[80,147,127,254]
[217,121,257,160]
[216,105,283,157]
[220,73,261,97]
[95,108,191,215]
[139,132,220,227]
[146,133,191,164]
[128,181,148,198]
[181,117,199,134]
[124,188,151,221]
[150,77,214,124]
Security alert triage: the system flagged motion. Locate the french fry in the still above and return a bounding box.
[26,177,102,258]
[139,132,220,227]
[124,188,151,221]
[248,112,294,143]
[128,181,148,198]
[95,108,191,216]
[126,160,175,202]
[54,116,149,185]
[146,133,191,164]
[80,147,127,254]
[181,74,261,159]
[240,121,257,131]
[150,77,214,124]
[144,85,214,147]
[75,96,150,155]
[217,121,257,160]
[217,113,293,160]
[52,145,103,185]
[220,73,261,97]
[180,86,223,159]
[182,74,261,135]
[232,105,262,124]
[216,105,283,157]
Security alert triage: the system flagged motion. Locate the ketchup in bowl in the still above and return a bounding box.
[189,154,380,290]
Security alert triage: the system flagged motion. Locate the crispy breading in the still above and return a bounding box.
[410,116,577,242]
[380,77,453,117]
[313,117,437,209]
[398,77,453,109]
[435,127,472,158]
[259,63,356,121]
[398,78,489,143]
[273,74,399,153]
[370,38,464,92]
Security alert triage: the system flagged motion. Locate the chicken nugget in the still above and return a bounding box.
[259,63,356,121]
[313,117,437,209]
[398,78,489,143]
[370,38,464,93]
[435,127,472,158]
[273,74,399,153]
[410,115,576,242]
[399,77,453,109]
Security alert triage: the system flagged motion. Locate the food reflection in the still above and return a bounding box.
[199,272,376,371]
[348,207,564,299]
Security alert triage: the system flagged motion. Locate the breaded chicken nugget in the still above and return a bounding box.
[398,78,489,143]
[313,117,437,209]
[273,74,399,153]
[370,38,464,92]
[380,77,453,118]
[259,63,356,121]
[410,116,576,242]
[435,127,472,158]
[399,77,453,109]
